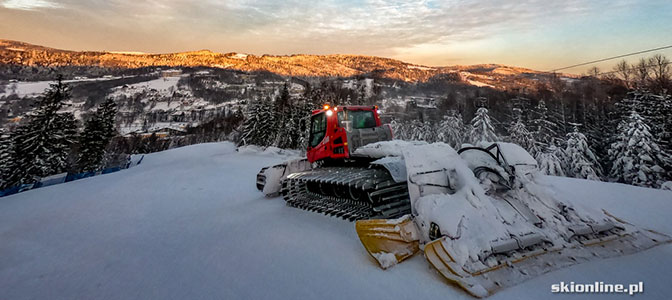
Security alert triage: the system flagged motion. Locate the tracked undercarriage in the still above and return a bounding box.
[281,167,411,221]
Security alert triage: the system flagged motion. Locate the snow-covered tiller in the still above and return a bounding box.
[355,142,669,297]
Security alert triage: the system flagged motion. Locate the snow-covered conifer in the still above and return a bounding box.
[8,77,78,185]
[608,111,667,187]
[565,127,601,180]
[78,98,118,172]
[296,97,315,150]
[531,100,558,149]
[407,119,435,142]
[436,113,463,148]
[469,107,498,145]
[508,112,538,156]
[275,106,302,149]
[389,119,403,140]
[239,97,264,146]
[0,130,17,189]
[536,146,566,176]
[408,119,424,141]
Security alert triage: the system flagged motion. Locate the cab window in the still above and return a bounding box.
[309,112,327,147]
[337,110,376,129]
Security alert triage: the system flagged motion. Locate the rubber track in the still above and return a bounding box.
[281,167,411,221]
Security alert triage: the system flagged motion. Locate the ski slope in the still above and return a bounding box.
[1,142,671,300]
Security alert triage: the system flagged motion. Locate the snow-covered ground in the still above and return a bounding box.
[466,79,495,88]
[0,142,670,299]
[1,76,126,98]
[111,76,182,95]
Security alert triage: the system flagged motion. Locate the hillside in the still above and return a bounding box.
[0,40,583,143]
[0,39,553,83]
[0,142,670,299]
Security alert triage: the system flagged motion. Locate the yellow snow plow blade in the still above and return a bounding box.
[355,217,420,269]
[424,228,671,298]
[424,238,494,297]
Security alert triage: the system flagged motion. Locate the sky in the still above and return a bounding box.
[1,0,671,74]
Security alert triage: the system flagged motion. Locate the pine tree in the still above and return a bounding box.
[239,97,263,146]
[390,119,409,140]
[239,96,277,148]
[389,119,401,139]
[583,103,611,176]
[531,100,559,149]
[469,107,498,145]
[297,97,316,150]
[536,146,566,176]
[356,83,368,105]
[608,111,667,187]
[275,107,300,149]
[6,77,78,186]
[408,119,423,141]
[272,84,291,147]
[612,91,672,180]
[436,113,464,148]
[422,120,436,142]
[78,98,118,172]
[565,126,601,180]
[258,96,277,147]
[615,91,668,140]
[0,130,17,189]
[343,94,353,105]
[407,119,435,142]
[508,110,538,155]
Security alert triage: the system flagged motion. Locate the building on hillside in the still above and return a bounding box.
[161,69,182,77]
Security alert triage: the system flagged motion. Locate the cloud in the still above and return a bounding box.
[2,0,61,10]
[1,0,655,68]
[4,0,634,46]
[175,0,637,55]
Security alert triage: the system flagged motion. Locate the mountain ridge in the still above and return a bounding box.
[0,39,556,83]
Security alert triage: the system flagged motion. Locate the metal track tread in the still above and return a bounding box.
[281,167,411,221]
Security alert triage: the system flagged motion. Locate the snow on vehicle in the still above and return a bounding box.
[256,105,412,220]
[355,141,670,297]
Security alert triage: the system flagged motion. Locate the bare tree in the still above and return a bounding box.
[633,58,650,88]
[613,59,631,88]
[549,73,566,94]
[587,66,601,78]
[648,54,671,92]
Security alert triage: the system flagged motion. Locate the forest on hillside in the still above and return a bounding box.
[0,54,670,191]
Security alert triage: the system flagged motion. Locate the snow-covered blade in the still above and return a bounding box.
[355,216,420,269]
[425,227,668,298]
[355,141,672,297]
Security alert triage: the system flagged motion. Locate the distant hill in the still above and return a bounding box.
[0,39,561,84]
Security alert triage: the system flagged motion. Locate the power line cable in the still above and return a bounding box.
[549,44,672,72]
[598,61,671,76]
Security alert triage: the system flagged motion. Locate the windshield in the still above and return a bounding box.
[337,109,376,130]
[309,112,327,147]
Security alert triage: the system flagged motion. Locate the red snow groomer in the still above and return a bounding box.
[256,104,411,220]
[255,105,669,298]
[305,105,388,162]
